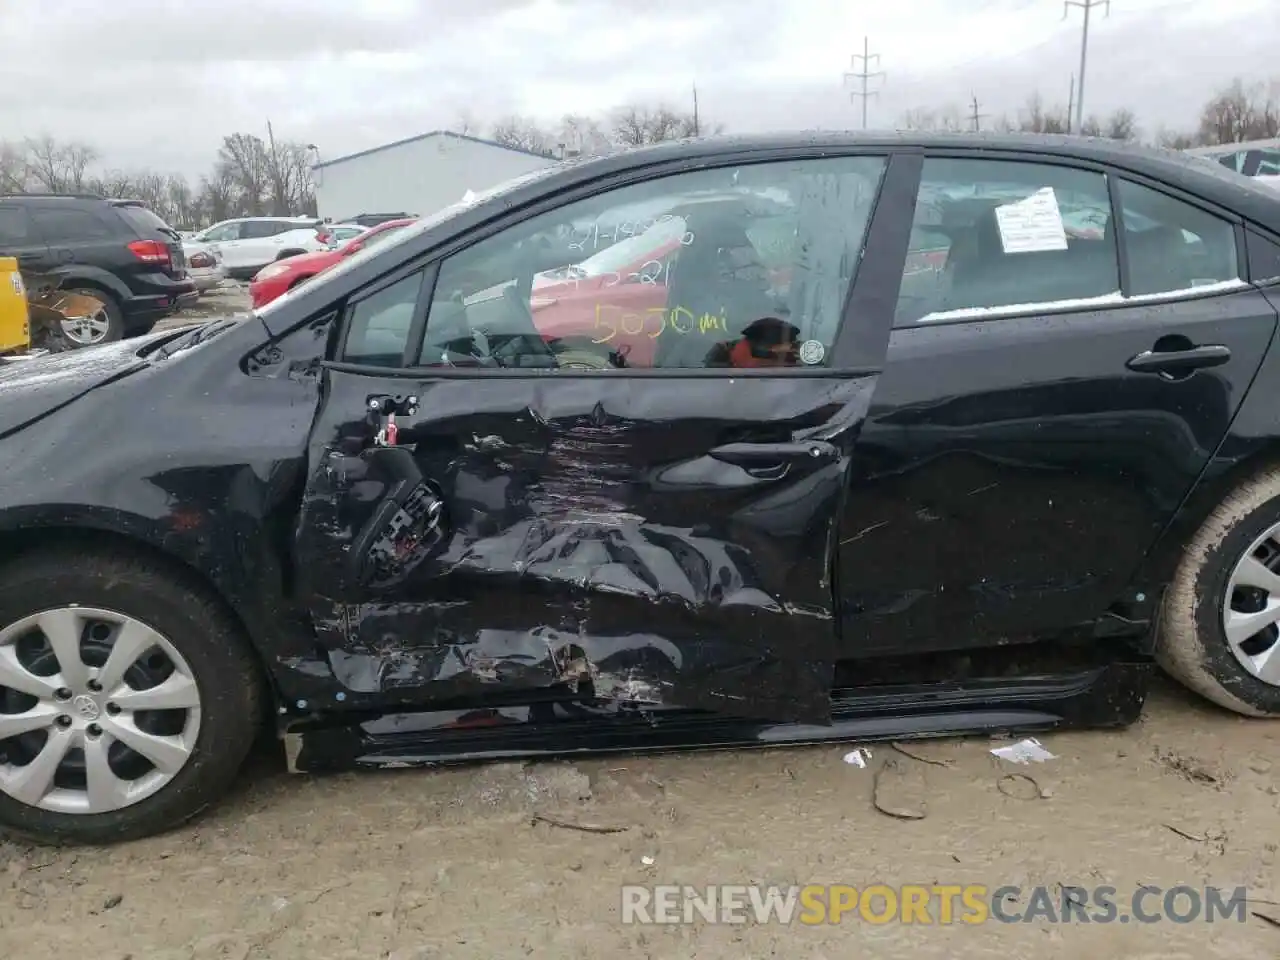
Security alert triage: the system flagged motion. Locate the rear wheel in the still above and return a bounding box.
[1159,467,1280,716]
[0,551,263,844]
[61,288,123,347]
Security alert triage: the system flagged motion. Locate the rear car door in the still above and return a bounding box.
[840,153,1278,655]
[237,220,286,270]
[293,151,909,722]
[26,203,117,270]
[0,203,52,271]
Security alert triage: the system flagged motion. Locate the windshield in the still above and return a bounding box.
[255,165,563,320]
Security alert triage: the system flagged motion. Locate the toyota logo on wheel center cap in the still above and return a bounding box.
[72,695,101,721]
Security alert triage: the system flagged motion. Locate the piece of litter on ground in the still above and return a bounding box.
[842,748,872,768]
[873,757,928,820]
[990,737,1056,765]
[641,855,655,865]
[997,773,1046,801]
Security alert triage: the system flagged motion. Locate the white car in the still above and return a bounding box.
[183,217,332,280]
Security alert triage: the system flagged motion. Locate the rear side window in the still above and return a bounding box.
[895,158,1119,325]
[30,206,115,242]
[114,204,176,237]
[1115,180,1239,295]
[341,270,427,367]
[242,220,286,239]
[0,206,30,245]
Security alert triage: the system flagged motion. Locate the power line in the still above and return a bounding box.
[1063,0,1111,134]
[843,36,885,130]
[969,93,989,132]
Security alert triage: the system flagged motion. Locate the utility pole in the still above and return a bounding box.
[1066,73,1075,133]
[1063,0,1110,135]
[969,93,988,132]
[692,83,700,136]
[843,36,884,130]
[266,119,282,215]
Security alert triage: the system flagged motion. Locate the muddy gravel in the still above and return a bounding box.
[0,678,1276,959]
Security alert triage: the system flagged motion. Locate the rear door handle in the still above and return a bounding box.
[1126,344,1231,377]
[708,440,838,478]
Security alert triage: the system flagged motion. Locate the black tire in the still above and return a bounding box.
[1158,466,1280,717]
[288,273,315,290]
[63,287,125,347]
[0,549,263,844]
[275,249,306,261]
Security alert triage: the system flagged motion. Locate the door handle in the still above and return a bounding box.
[708,440,838,478]
[1126,343,1230,378]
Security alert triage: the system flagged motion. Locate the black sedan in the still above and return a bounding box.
[2,133,1280,845]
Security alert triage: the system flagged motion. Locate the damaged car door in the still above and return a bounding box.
[294,152,900,723]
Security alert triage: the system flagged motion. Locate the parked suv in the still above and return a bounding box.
[0,194,196,346]
[184,217,332,280]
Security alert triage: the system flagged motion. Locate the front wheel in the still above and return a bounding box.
[0,550,263,844]
[1159,466,1280,716]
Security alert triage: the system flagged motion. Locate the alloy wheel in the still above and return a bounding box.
[1222,522,1280,686]
[59,307,111,347]
[0,607,202,814]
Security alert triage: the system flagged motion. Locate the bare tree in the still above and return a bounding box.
[488,116,556,156]
[265,140,316,216]
[557,114,612,157]
[217,133,271,216]
[23,135,98,193]
[609,103,711,147]
[84,169,136,199]
[897,105,966,132]
[1001,93,1071,134]
[197,166,238,225]
[0,142,27,193]
[1196,77,1280,145]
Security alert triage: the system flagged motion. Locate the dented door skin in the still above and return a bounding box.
[294,153,901,724]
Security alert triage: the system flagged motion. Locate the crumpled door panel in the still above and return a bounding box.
[295,371,877,724]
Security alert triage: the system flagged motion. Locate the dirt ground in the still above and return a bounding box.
[5,286,1270,958]
[0,677,1276,960]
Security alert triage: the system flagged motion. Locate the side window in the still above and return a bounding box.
[416,156,887,370]
[203,223,240,242]
[895,158,1119,325]
[242,220,283,239]
[29,207,114,243]
[1116,180,1239,296]
[340,270,426,368]
[0,206,30,246]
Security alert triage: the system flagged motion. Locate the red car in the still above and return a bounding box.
[248,218,417,308]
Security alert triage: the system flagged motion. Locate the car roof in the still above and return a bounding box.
[530,131,1280,234]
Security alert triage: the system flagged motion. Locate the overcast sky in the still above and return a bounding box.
[0,0,1275,180]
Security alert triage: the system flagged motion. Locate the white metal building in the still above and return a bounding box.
[311,131,557,222]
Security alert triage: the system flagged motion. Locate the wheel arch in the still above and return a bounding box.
[275,249,307,261]
[0,521,278,705]
[1139,441,1280,590]
[47,267,129,305]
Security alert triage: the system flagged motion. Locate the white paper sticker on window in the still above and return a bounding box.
[994,187,1069,254]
